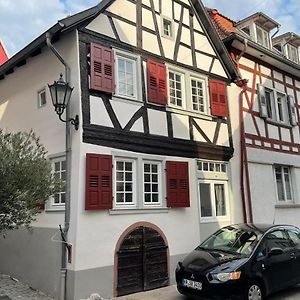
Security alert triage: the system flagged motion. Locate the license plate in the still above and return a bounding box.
[182,278,202,290]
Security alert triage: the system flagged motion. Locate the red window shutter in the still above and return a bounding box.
[36,203,45,210]
[209,79,228,117]
[166,161,190,208]
[85,154,112,210]
[147,59,167,105]
[90,43,115,93]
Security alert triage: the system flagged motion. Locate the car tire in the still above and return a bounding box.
[245,282,263,300]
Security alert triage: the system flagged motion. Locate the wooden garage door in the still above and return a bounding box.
[117,226,168,296]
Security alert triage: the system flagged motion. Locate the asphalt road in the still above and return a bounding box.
[117,284,300,300]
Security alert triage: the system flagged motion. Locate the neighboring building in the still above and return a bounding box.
[0,40,8,65]
[209,10,300,225]
[0,0,239,299]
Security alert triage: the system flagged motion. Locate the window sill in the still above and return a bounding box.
[166,106,212,121]
[109,208,169,215]
[275,204,300,209]
[200,217,230,224]
[265,118,292,129]
[45,207,65,213]
[112,95,143,106]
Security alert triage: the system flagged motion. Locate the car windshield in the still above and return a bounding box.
[197,226,262,257]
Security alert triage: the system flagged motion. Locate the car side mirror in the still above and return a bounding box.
[269,247,283,256]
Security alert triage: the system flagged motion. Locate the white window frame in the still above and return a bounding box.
[198,180,230,222]
[190,76,208,114]
[262,87,290,125]
[114,49,141,101]
[255,24,270,48]
[274,165,293,203]
[161,16,174,39]
[142,160,162,207]
[168,69,186,109]
[197,159,230,223]
[286,44,299,63]
[46,155,66,211]
[37,88,47,108]
[114,158,137,208]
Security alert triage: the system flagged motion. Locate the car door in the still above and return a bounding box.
[260,229,295,293]
[286,228,300,283]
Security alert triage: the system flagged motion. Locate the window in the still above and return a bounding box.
[115,159,135,206]
[199,181,228,219]
[274,165,293,202]
[197,160,227,173]
[143,161,162,205]
[259,86,290,125]
[47,157,66,210]
[286,44,299,63]
[168,70,184,108]
[162,17,173,38]
[38,88,46,108]
[114,157,163,209]
[112,49,142,101]
[116,54,136,99]
[191,78,206,113]
[255,25,270,48]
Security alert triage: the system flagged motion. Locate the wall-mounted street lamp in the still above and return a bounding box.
[48,74,79,130]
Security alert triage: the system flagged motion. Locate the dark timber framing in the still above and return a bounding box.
[76,0,236,161]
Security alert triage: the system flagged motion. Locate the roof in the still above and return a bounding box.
[236,12,280,31]
[0,41,8,65]
[0,0,240,82]
[230,223,297,234]
[0,0,113,80]
[273,32,300,48]
[207,9,237,39]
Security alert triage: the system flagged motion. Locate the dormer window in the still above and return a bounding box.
[286,44,299,63]
[237,12,279,50]
[256,25,270,48]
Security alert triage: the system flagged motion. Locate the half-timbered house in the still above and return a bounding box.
[209,10,300,226]
[0,1,239,299]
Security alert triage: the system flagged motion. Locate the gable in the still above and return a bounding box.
[84,0,233,79]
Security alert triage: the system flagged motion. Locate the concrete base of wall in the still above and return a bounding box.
[0,227,61,299]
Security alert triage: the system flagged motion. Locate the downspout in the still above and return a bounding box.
[233,39,253,223]
[46,31,72,300]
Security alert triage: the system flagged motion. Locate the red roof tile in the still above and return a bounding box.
[208,9,236,39]
[0,41,8,65]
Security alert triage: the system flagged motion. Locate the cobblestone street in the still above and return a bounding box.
[1,274,300,300]
[0,275,53,300]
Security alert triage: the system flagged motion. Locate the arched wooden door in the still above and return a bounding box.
[117,226,169,296]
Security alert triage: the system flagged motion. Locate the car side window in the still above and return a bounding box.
[287,229,300,246]
[259,230,292,257]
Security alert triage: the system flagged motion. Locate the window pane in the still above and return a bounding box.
[117,182,124,191]
[215,184,226,216]
[284,169,292,200]
[275,167,284,201]
[116,161,124,170]
[145,193,151,203]
[125,193,133,203]
[199,183,212,217]
[116,172,124,181]
[116,193,124,203]
[152,194,159,203]
[125,172,132,181]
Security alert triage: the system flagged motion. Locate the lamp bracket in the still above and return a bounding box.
[58,114,79,130]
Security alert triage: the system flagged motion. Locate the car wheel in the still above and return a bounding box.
[246,282,263,300]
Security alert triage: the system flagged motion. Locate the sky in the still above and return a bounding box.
[1,0,300,57]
